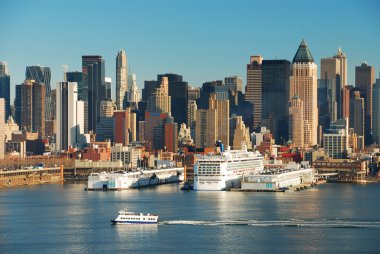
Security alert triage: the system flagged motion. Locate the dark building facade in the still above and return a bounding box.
[197,80,228,109]
[66,71,83,100]
[157,73,189,127]
[318,79,333,133]
[25,66,52,120]
[142,80,159,102]
[82,56,106,132]
[15,80,46,138]
[355,62,375,145]
[261,60,290,143]
[0,74,11,120]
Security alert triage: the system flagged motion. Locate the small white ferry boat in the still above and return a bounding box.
[111,208,159,224]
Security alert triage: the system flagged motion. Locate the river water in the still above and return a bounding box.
[0,183,379,253]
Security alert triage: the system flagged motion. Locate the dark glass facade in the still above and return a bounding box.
[66,71,83,100]
[0,75,11,120]
[82,56,105,132]
[261,60,290,143]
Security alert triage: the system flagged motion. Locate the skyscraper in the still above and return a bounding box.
[225,76,243,107]
[157,73,189,126]
[126,73,140,109]
[25,65,52,120]
[334,48,348,87]
[349,91,365,139]
[105,77,112,100]
[230,115,252,150]
[372,75,380,144]
[0,62,10,120]
[261,60,290,143]
[197,80,228,109]
[116,49,128,109]
[0,98,4,159]
[15,80,46,138]
[149,77,171,114]
[66,71,83,100]
[196,93,229,148]
[355,62,375,145]
[187,100,197,140]
[0,62,9,76]
[114,109,132,146]
[318,78,336,132]
[56,82,85,151]
[320,48,347,120]
[82,55,106,132]
[288,96,304,147]
[289,40,318,147]
[245,56,263,129]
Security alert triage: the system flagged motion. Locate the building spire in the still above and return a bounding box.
[292,39,314,63]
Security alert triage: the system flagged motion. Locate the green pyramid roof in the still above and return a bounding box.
[292,39,314,63]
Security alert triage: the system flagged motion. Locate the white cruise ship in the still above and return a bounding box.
[111,208,158,224]
[194,145,264,191]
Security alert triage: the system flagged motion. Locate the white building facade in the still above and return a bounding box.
[56,82,85,151]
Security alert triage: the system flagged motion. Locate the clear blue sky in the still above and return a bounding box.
[1,0,379,101]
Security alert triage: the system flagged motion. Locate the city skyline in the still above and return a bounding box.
[1,0,380,101]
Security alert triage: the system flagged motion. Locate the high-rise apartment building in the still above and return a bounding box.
[25,66,52,120]
[15,80,46,138]
[245,56,263,129]
[261,60,290,143]
[82,55,106,132]
[355,62,375,145]
[288,96,304,147]
[289,40,318,147]
[164,116,178,153]
[114,109,133,146]
[56,82,85,151]
[116,49,128,109]
[144,112,169,151]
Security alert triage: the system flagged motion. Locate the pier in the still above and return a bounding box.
[0,167,63,188]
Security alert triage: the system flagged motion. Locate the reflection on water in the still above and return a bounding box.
[114,224,158,236]
[0,183,379,254]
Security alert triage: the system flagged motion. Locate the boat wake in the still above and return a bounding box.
[159,219,380,228]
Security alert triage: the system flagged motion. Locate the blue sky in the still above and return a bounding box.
[1,0,379,101]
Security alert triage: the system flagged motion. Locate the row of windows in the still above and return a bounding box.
[120,217,156,221]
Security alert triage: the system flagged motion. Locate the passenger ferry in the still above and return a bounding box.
[111,208,159,224]
[194,144,264,191]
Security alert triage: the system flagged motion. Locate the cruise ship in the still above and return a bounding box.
[194,145,264,190]
[111,208,158,224]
